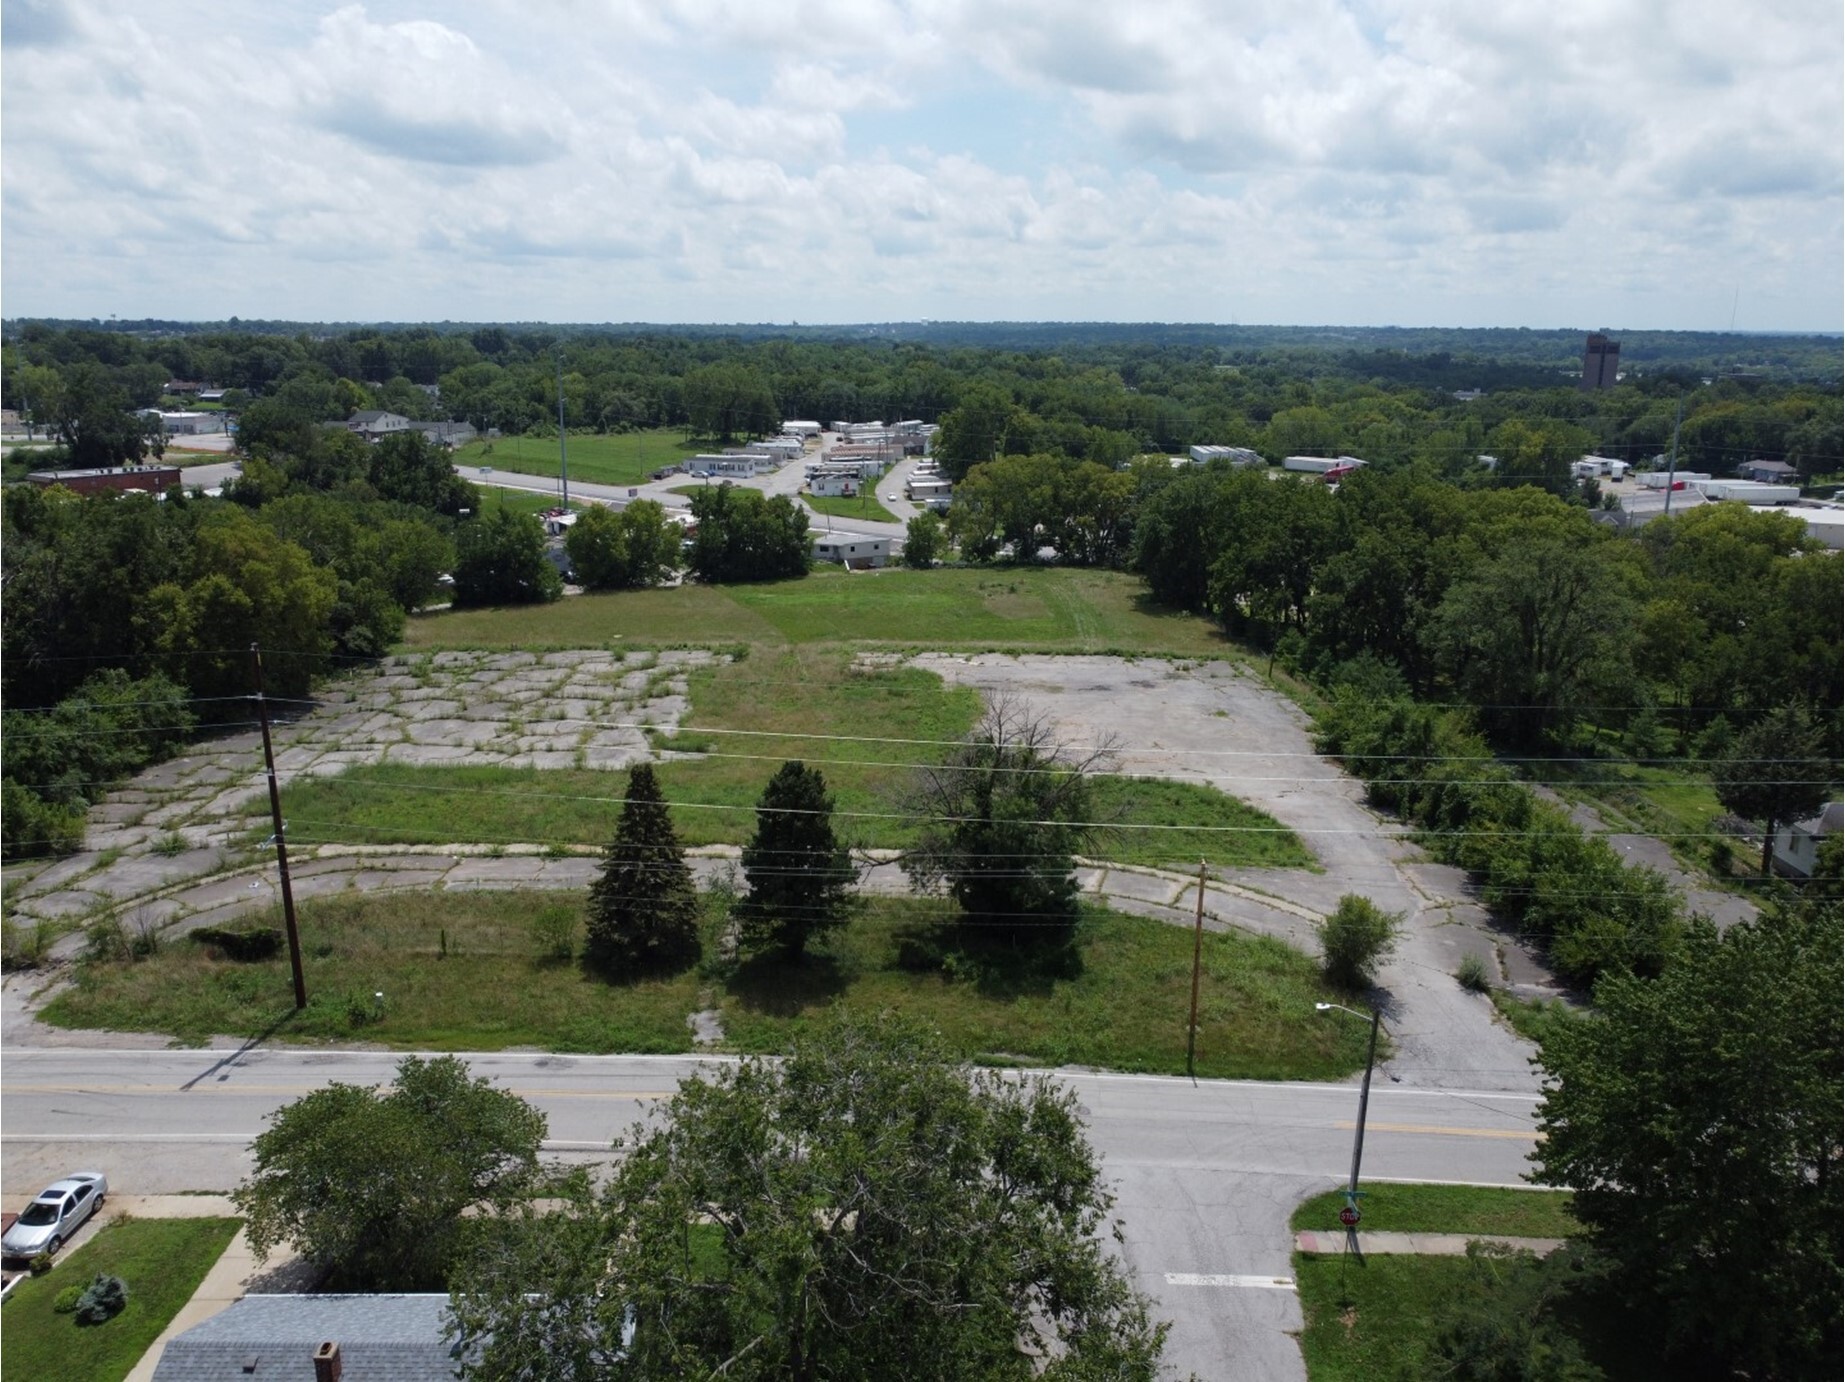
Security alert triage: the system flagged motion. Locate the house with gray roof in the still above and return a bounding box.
[151,1294,468,1381]
[347,411,411,441]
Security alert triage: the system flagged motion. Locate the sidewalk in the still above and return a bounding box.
[1295,1229,1565,1256]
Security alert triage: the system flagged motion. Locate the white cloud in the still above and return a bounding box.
[0,0,1836,328]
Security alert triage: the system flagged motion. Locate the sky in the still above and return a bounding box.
[2,0,1840,331]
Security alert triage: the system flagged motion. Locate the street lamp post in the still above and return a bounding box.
[1316,1001,1384,1244]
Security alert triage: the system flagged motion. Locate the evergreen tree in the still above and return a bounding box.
[584,763,699,977]
[737,761,855,957]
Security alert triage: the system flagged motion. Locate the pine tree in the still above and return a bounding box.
[737,761,855,957]
[585,763,700,977]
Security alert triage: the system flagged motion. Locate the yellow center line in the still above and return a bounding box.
[1337,1120,1539,1141]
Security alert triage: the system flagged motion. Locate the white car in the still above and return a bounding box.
[2,1172,108,1259]
[883,493,897,502]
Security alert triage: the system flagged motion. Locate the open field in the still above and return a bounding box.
[804,490,900,525]
[403,567,1241,658]
[43,892,1370,1079]
[278,648,1311,867]
[1291,1184,1576,1239]
[0,1217,242,1382]
[456,428,739,488]
[478,487,588,519]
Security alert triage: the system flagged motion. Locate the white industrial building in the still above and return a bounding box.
[1189,444,1263,467]
[781,420,822,438]
[1283,455,1367,475]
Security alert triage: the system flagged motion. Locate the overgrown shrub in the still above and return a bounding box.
[190,925,283,961]
[1,916,55,972]
[53,1284,84,1313]
[1317,687,1682,988]
[1456,951,1493,993]
[74,1273,129,1324]
[531,905,576,962]
[1318,894,1402,990]
[1432,1243,1604,1381]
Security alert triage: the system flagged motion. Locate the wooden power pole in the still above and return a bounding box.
[250,644,308,1010]
[1186,859,1206,1078]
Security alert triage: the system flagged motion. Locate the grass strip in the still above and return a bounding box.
[44,894,1370,1079]
[0,1217,241,1382]
[803,491,900,525]
[1290,1183,1576,1239]
[456,429,716,489]
[403,567,1238,658]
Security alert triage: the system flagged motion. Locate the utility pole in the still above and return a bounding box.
[250,644,308,1010]
[1344,1004,1382,1252]
[1663,397,1684,518]
[556,347,570,509]
[1185,859,1206,1078]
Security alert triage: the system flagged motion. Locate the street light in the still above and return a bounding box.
[1316,1001,1385,1240]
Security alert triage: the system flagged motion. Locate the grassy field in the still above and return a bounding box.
[804,491,900,525]
[279,648,1310,869]
[44,890,705,1050]
[0,1216,241,1382]
[476,487,590,519]
[1291,1184,1576,1239]
[719,900,1369,1080]
[404,567,1239,658]
[455,428,766,488]
[45,893,1371,1079]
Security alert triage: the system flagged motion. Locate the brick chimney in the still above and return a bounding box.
[313,1341,342,1382]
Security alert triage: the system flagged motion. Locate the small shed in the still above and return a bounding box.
[1738,459,1799,484]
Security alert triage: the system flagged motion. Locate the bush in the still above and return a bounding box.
[53,1284,84,1313]
[74,1273,129,1324]
[1432,1243,1604,1381]
[84,916,130,963]
[1456,951,1493,993]
[531,904,575,962]
[190,925,283,961]
[1318,894,1402,991]
[30,1252,54,1276]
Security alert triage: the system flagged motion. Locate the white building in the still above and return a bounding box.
[1572,456,1629,480]
[809,472,860,498]
[1283,455,1366,475]
[1772,802,1841,877]
[812,532,893,568]
[1694,480,1799,504]
[781,420,822,438]
[1189,444,1263,467]
[906,477,953,503]
[1749,506,1845,550]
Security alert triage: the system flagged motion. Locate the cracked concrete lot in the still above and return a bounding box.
[6,648,1553,1092]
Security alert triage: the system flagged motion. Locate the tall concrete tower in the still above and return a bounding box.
[1580,333,1620,391]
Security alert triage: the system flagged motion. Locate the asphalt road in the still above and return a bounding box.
[2,1046,1542,1381]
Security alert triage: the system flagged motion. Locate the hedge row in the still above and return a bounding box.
[1316,687,1680,988]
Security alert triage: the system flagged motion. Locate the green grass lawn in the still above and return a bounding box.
[0,1216,241,1382]
[476,487,590,519]
[456,429,759,488]
[720,900,1371,1080]
[278,648,1309,869]
[405,567,1239,658]
[1294,1251,1652,1382]
[44,890,705,1051]
[1291,1184,1576,1239]
[44,893,1371,1079]
[804,491,900,525]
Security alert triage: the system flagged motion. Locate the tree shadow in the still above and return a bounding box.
[893,916,1083,1000]
[724,949,850,1017]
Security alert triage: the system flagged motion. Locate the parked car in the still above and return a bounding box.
[1,1173,108,1259]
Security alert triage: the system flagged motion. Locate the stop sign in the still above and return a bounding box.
[1338,1205,1360,1227]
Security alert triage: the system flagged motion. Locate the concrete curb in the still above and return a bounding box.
[1294,1230,1565,1256]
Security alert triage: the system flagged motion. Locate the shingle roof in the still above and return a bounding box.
[151,1295,466,1382]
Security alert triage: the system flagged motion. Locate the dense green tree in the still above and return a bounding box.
[902,508,945,567]
[233,1055,546,1291]
[1431,538,1636,747]
[368,430,478,517]
[683,362,778,441]
[1317,894,1401,991]
[450,1011,1168,1381]
[1532,902,1842,1378]
[584,762,701,977]
[686,485,810,583]
[933,382,1022,481]
[900,696,1110,944]
[451,508,562,607]
[737,761,855,957]
[563,499,681,589]
[1709,704,1835,875]
[1488,419,1594,499]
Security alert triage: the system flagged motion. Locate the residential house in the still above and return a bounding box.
[347,411,412,441]
[1738,459,1799,484]
[151,1294,467,1381]
[1772,802,1842,878]
[812,532,893,568]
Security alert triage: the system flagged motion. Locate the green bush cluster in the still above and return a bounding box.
[1318,688,1680,988]
[73,1273,129,1325]
[1,668,196,861]
[189,925,283,961]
